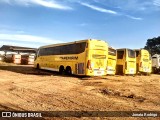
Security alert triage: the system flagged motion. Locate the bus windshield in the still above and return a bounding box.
[109,48,116,56]
[128,49,135,58]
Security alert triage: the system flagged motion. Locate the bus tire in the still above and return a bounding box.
[66,66,72,75]
[36,64,40,69]
[59,66,64,74]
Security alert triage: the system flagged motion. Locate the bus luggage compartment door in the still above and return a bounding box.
[76,63,84,74]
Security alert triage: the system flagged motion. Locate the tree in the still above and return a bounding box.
[144,36,160,55]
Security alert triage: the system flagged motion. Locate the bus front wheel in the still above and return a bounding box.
[66,66,72,75]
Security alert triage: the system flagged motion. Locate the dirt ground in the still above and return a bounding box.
[0,62,160,120]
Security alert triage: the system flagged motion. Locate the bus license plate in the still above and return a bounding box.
[130,69,134,74]
[97,71,101,74]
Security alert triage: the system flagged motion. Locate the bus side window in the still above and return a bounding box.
[117,51,124,59]
[39,48,45,56]
[75,42,86,54]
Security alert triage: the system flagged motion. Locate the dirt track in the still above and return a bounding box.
[0,63,160,120]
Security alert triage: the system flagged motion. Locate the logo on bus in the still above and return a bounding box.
[60,56,78,60]
[96,60,103,66]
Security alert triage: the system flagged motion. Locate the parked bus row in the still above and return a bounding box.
[106,48,152,75]
[34,39,154,76]
[2,54,35,65]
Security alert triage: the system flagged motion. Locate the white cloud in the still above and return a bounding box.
[0,33,63,45]
[79,2,143,20]
[80,2,117,15]
[153,0,160,6]
[125,15,143,20]
[91,0,160,12]
[0,0,72,10]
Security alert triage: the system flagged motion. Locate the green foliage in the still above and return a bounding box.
[144,36,160,55]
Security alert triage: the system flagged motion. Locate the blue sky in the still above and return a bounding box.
[0,0,160,49]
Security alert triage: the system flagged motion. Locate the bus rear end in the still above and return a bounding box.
[125,49,136,75]
[136,49,151,74]
[13,54,21,64]
[28,55,35,65]
[116,49,136,75]
[86,40,108,76]
[107,47,117,75]
[152,54,160,73]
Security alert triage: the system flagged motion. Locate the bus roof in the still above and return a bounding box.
[134,49,148,52]
[39,39,107,49]
[152,54,160,58]
[116,48,134,51]
[109,46,116,50]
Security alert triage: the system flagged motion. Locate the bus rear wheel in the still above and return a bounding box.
[36,64,40,69]
[59,66,64,74]
[66,66,72,75]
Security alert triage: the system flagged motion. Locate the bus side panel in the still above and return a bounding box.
[107,48,117,75]
[36,52,86,75]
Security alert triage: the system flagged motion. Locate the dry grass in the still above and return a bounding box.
[0,63,160,119]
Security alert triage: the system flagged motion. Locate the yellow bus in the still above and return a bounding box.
[135,49,151,75]
[116,48,136,75]
[107,47,117,75]
[34,39,108,76]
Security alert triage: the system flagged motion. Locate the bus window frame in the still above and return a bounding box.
[128,49,135,58]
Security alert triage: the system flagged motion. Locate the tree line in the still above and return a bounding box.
[144,36,160,55]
